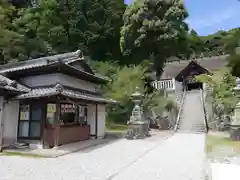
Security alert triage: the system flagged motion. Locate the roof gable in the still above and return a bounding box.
[67,56,94,74]
[175,61,210,81]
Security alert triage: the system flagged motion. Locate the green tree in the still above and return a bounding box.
[228,54,240,77]
[224,29,240,55]
[120,0,189,75]
[188,29,204,58]
[196,68,237,123]
[0,0,23,63]
[13,0,126,61]
[92,61,174,124]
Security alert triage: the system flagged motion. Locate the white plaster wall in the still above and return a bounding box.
[87,104,96,136]
[20,73,58,87]
[87,104,106,138]
[59,74,96,92]
[97,105,106,138]
[20,73,96,92]
[175,80,183,93]
[3,100,19,145]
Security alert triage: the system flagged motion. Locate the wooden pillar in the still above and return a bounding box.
[95,104,98,139]
[54,97,61,147]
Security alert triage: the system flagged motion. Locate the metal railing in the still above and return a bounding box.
[173,88,187,132]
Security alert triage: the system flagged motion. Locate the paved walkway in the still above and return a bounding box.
[111,133,206,180]
[3,138,111,158]
[178,90,206,133]
[212,163,240,180]
[0,132,206,180]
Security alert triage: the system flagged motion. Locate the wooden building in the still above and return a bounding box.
[151,55,228,106]
[0,50,115,149]
[152,55,228,91]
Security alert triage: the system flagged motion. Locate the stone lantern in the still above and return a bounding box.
[230,78,240,140]
[125,87,150,139]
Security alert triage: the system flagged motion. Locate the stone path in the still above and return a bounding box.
[111,133,206,180]
[0,132,206,180]
[178,90,206,133]
[212,163,240,180]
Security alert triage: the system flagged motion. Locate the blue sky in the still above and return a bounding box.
[124,0,240,36]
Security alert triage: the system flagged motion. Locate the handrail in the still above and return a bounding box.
[200,89,208,133]
[173,89,186,132]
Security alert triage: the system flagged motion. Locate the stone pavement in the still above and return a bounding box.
[211,163,240,180]
[178,90,206,133]
[111,133,206,180]
[0,131,206,180]
[3,138,112,158]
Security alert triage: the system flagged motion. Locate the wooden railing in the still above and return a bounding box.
[152,79,175,90]
[173,89,186,132]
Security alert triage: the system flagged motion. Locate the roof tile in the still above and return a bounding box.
[0,75,30,92]
[15,85,116,104]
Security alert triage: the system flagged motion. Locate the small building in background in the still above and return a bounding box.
[0,50,115,149]
[152,55,228,105]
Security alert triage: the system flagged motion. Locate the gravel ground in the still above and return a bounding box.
[0,132,206,180]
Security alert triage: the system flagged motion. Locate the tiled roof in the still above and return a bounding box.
[0,50,110,83]
[0,75,30,93]
[161,55,228,79]
[15,84,116,104]
[0,50,83,73]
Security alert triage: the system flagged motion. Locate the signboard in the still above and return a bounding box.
[61,104,76,113]
[20,105,29,120]
[47,104,56,113]
[47,104,56,124]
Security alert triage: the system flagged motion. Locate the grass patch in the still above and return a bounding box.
[206,135,240,156]
[106,123,127,132]
[0,151,45,158]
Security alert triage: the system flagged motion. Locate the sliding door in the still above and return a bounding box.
[18,104,43,139]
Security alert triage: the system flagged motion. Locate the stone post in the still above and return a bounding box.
[230,78,240,141]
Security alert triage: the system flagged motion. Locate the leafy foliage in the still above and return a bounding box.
[3,0,126,62]
[92,61,176,123]
[120,0,189,75]
[228,54,240,77]
[196,69,237,120]
[0,0,23,63]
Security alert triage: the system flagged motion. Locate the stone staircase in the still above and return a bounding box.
[177,90,206,133]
